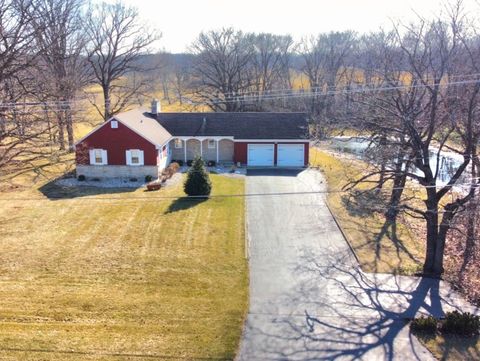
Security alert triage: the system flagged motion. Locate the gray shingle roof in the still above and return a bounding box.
[150,112,309,139]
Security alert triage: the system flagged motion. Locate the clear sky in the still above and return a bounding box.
[117,0,479,53]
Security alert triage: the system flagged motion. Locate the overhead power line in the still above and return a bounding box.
[2,73,480,109]
[207,77,480,105]
[0,180,477,203]
[214,72,480,98]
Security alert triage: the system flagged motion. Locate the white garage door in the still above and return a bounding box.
[277,144,305,167]
[248,144,274,166]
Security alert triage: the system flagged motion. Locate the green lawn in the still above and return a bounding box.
[0,174,248,360]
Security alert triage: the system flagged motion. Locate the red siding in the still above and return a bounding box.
[75,120,158,166]
[304,142,310,165]
[234,142,248,164]
[234,141,309,166]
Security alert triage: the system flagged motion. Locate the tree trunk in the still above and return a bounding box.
[460,199,477,275]
[423,190,439,275]
[103,86,111,121]
[435,214,453,275]
[65,108,75,152]
[385,174,407,223]
[57,113,65,150]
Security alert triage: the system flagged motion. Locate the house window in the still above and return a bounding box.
[126,149,144,166]
[174,139,183,148]
[111,120,118,129]
[89,149,107,165]
[131,150,140,164]
[208,139,216,149]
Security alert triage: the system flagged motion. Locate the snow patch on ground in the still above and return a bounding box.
[179,165,247,178]
[56,172,183,189]
[56,164,246,189]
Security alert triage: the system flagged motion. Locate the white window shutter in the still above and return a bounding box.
[126,150,131,165]
[89,149,95,165]
[139,150,144,165]
[102,150,108,165]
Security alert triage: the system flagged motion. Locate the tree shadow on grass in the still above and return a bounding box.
[372,217,422,273]
[164,197,208,214]
[341,188,386,217]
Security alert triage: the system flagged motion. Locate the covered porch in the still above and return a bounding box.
[169,137,234,164]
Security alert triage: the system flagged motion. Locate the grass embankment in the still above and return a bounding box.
[310,147,480,360]
[309,147,424,274]
[0,174,248,360]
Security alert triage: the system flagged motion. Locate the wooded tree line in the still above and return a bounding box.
[0,0,159,175]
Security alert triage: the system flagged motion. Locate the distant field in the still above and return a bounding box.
[0,174,248,360]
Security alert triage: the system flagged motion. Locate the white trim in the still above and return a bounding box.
[156,136,173,150]
[90,148,107,165]
[101,149,108,165]
[174,138,183,148]
[235,139,309,142]
[126,149,144,166]
[176,136,234,141]
[75,117,169,149]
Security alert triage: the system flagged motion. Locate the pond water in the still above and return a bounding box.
[324,137,468,187]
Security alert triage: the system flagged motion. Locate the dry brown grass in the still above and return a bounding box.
[309,147,424,274]
[416,333,480,361]
[0,174,248,360]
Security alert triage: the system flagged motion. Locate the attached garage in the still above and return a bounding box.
[277,144,305,167]
[247,144,274,166]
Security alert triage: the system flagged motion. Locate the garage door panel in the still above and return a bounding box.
[277,144,305,167]
[248,144,274,166]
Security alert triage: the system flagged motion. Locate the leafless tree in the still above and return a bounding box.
[85,1,160,120]
[0,0,52,175]
[190,28,256,112]
[346,5,480,276]
[250,33,294,110]
[299,31,357,135]
[29,0,89,151]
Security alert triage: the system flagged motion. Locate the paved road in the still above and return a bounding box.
[237,168,458,360]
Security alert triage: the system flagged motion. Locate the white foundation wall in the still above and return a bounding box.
[76,165,159,179]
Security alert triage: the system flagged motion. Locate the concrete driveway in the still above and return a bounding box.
[237,168,471,360]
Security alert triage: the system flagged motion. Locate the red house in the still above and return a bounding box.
[75,100,310,179]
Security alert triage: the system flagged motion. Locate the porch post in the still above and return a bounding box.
[216,139,219,163]
[200,139,203,158]
[184,139,187,163]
